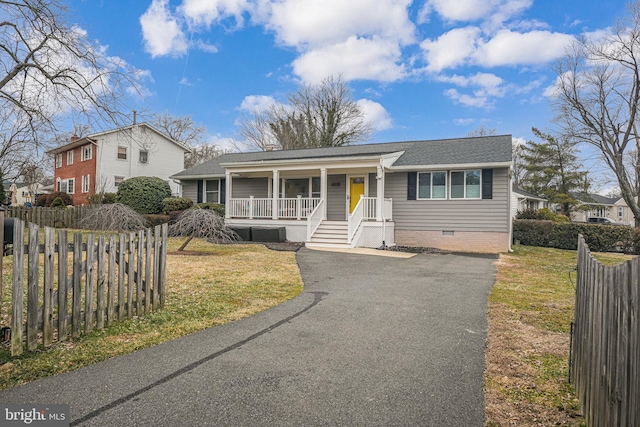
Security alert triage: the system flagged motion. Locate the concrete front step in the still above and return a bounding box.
[305,241,352,249]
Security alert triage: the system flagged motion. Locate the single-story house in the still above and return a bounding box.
[511,185,548,218]
[570,193,624,223]
[171,135,514,253]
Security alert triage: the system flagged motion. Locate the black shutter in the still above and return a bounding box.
[482,169,493,199]
[220,178,226,204]
[407,172,417,200]
[197,180,203,203]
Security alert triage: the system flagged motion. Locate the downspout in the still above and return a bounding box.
[378,160,387,250]
[508,164,514,253]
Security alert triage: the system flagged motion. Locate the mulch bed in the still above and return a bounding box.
[386,245,449,254]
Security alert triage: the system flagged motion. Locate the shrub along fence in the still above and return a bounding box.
[1,219,168,356]
[572,235,639,426]
[5,206,89,229]
[513,219,640,254]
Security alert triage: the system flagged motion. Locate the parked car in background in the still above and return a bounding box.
[588,217,627,225]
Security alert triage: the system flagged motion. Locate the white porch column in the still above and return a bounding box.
[320,167,327,220]
[225,170,231,219]
[376,165,384,221]
[272,169,280,220]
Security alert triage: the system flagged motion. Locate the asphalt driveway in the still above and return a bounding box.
[0,248,497,426]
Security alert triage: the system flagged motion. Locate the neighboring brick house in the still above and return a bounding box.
[48,123,191,205]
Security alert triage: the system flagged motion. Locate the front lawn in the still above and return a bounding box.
[0,238,303,390]
[485,245,633,426]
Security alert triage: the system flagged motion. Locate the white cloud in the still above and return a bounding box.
[292,36,406,84]
[473,29,574,67]
[357,99,393,131]
[238,95,277,112]
[454,118,476,126]
[421,27,481,72]
[178,0,249,27]
[444,88,490,108]
[512,136,526,146]
[421,0,532,26]
[267,0,415,48]
[207,133,237,151]
[140,0,188,57]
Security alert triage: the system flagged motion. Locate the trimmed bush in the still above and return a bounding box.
[192,203,225,217]
[162,197,193,214]
[102,193,117,204]
[116,176,172,215]
[37,191,73,207]
[88,192,118,205]
[516,207,569,223]
[144,214,171,227]
[50,197,67,209]
[513,219,640,254]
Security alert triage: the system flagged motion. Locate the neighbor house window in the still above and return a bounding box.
[451,170,481,199]
[55,154,63,168]
[82,175,90,193]
[114,176,124,187]
[592,207,608,217]
[67,178,75,194]
[205,180,219,203]
[57,178,74,193]
[82,144,92,161]
[417,172,447,199]
[67,150,74,165]
[618,207,624,218]
[117,146,127,160]
[139,150,148,163]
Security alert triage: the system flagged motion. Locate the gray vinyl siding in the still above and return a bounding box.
[327,174,346,221]
[386,168,510,232]
[368,173,377,198]
[182,180,198,202]
[231,177,269,198]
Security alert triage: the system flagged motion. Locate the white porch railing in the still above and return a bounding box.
[348,196,365,243]
[306,199,325,241]
[278,197,321,219]
[228,197,321,220]
[360,197,393,220]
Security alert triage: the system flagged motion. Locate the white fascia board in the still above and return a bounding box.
[388,161,513,171]
[221,155,382,173]
[380,151,405,168]
[170,174,226,180]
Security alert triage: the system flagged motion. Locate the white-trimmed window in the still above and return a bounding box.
[82,175,90,193]
[139,150,148,163]
[205,179,219,203]
[67,150,74,165]
[451,170,481,199]
[81,144,92,161]
[417,172,447,199]
[57,178,74,193]
[280,177,321,198]
[114,176,124,187]
[618,207,624,218]
[55,153,63,168]
[117,146,127,160]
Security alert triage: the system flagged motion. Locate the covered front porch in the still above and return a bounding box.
[222,161,394,248]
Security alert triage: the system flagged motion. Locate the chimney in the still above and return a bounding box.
[264,144,279,151]
[133,110,137,125]
[71,134,79,142]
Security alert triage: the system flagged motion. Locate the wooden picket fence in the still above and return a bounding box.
[5,206,89,229]
[1,218,168,356]
[572,235,639,426]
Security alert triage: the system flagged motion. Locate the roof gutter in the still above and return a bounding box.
[388,161,513,171]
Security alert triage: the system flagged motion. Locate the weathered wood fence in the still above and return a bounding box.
[572,235,639,426]
[1,218,168,356]
[5,206,89,229]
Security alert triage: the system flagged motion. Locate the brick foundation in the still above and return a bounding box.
[395,230,510,253]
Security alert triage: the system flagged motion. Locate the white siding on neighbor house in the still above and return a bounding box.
[231,178,269,198]
[94,125,186,196]
[385,167,510,233]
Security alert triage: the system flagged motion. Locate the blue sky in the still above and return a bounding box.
[66,0,628,183]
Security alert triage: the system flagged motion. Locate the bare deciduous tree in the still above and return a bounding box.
[551,1,640,226]
[169,209,238,251]
[236,75,373,151]
[0,0,142,175]
[79,203,146,232]
[150,111,224,168]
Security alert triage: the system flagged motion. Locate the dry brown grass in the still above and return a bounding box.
[485,245,633,427]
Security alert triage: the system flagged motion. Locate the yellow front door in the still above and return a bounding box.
[349,177,365,213]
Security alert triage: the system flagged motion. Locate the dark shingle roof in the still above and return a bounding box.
[573,193,618,205]
[171,135,513,178]
[512,185,548,200]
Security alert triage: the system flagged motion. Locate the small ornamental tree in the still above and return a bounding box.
[169,208,238,251]
[116,176,171,215]
[79,203,146,232]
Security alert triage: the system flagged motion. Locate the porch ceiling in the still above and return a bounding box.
[234,166,379,179]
